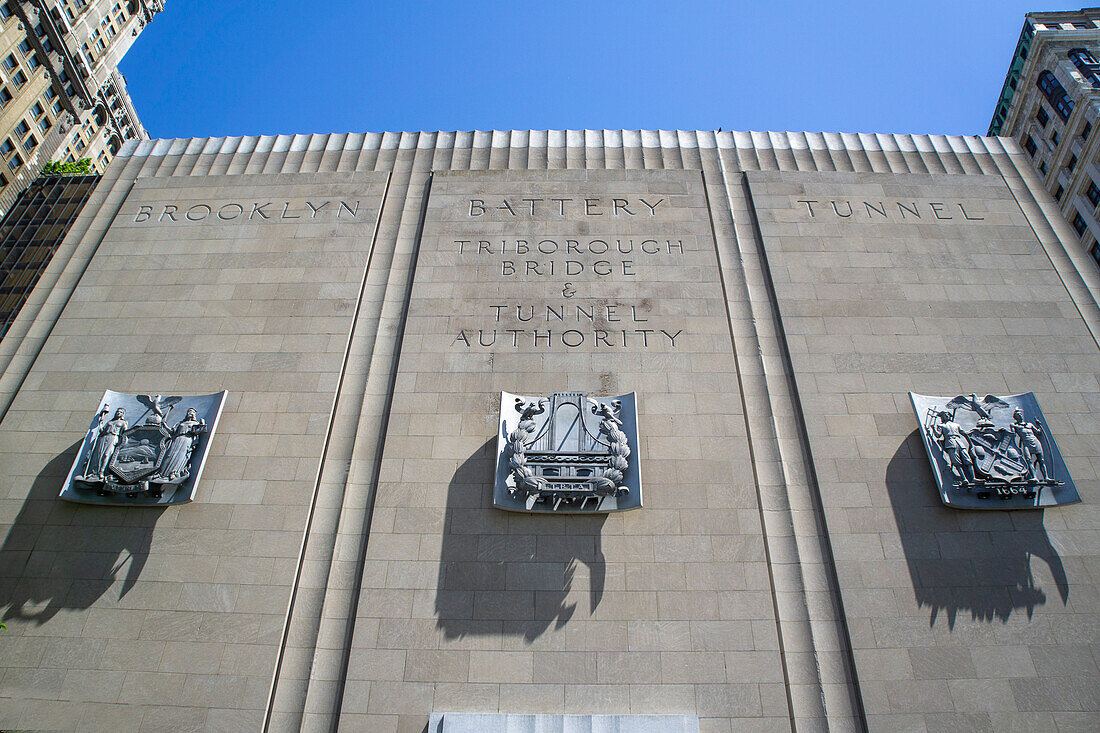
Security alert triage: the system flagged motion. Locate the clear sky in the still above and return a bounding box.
[119,0,1086,140]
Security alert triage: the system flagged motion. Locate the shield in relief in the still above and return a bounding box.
[61,389,228,506]
[495,391,641,513]
[910,391,1079,510]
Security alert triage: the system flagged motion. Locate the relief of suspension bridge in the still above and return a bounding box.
[495,391,642,513]
[910,391,1080,509]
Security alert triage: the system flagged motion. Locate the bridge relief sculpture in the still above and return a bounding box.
[60,390,227,505]
[910,391,1079,509]
[496,391,641,513]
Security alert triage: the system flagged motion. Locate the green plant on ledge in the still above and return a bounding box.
[42,158,93,176]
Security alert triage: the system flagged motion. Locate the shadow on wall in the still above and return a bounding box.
[0,440,166,624]
[886,429,1068,629]
[435,439,606,643]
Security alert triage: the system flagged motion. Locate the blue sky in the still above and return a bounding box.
[119,0,1083,139]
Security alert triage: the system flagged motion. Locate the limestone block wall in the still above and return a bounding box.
[0,131,1095,733]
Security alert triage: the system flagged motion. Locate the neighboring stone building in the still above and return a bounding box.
[990,7,1100,267]
[0,1,162,219]
[0,129,1097,733]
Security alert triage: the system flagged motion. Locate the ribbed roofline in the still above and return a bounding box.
[119,130,1014,157]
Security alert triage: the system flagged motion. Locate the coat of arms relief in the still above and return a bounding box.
[61,390,227,505]
[910,391,1079,509]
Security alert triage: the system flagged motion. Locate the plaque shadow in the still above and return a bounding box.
[886,430,1068,628]
[435,439,606,643]
[0,440,167,624]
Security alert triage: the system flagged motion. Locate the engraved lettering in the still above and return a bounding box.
[218,203,243,220]
[522,198,542,215]
[612,199,634,216]
[831,201,852,217]
[305,200,330,217]
[865,201,887,218]
[562,330,584,347]
[797,199,817,216]
[250,202,270,220]
[662,329,683,346]
[469,199,486,216]
[453,330,470,347]
[551,198,572,215]
[498,200,516,216]
[639,197,664,215]
[897,202,920,218]
[160,205,178,222]
[281,202,300,219]
[338,201,359,218]
[501,261,515,276]
[959,203,984,220]
[186,204,211,221]
[585,198,603,216]
[930,202,951,219]
[134,205,152,223]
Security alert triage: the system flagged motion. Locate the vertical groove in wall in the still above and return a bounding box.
[263,168,394,731]
[739,171,867,730]
[331,155,434,730]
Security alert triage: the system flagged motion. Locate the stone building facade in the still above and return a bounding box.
[0,129,1097,733]
[990,7,1100,268]
[0,0,162,218]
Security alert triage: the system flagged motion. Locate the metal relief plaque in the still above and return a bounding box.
[60,390,228,505]
[495,391,641,513]
[910,391,1079,509]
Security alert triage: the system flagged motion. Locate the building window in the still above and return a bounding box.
[1068,154,1078,172]
[1072,211,1088,236]
[1088,181,1100,207]
[2,54,16,72]
[1037,107,1050,127]
[1052,129,1060,146]
[38,117,50,133]
[41,37,53,54]
[0,139,13,157]
[34,23,45,38]
[0,87,11,108]
[1040,159,1049,175]
[14,121,29,138]
[12,70,27,88]
[23,134,36,151]
[1091,243,1100,269]
[30,102,43,119]
[17,40,32,57]
[1025,135,1038,156]
[52,100,62,116]
[1037,70,1075,121]
[0,3,13,21]
[26,54,40,71]
[8,152,21,172]
[1055,184,1065,201]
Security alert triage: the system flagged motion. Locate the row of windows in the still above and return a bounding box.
[1037,70,1075,121]
[81,3,131,64]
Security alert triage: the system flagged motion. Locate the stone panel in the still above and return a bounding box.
[747,170,1100,733]
[0,171,388,728]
